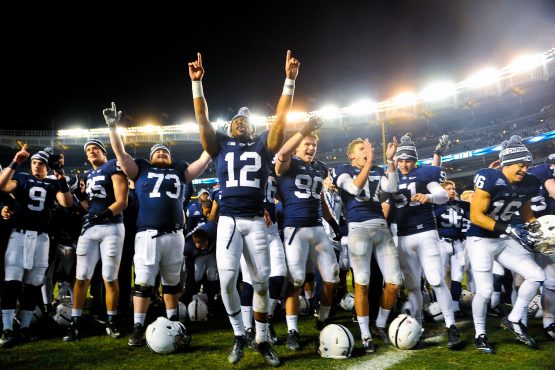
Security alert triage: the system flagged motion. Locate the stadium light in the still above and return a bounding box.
[508,53,548,73]
[391,92,416,106]
[287,111,309,122]
[344,100,377,116]
[316,105,341,120]
[250,114,268,127]
[419,82,456,101]
[142,124,161,133]
[57,127,90,137]
[463,68,500,88]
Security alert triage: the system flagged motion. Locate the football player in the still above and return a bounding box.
[393,134,463,350]
[275,118,342,351]
[332,137,401,352]
[467,135,545,352]
[104,102,211,346]
[63,138,128,341]
[189,50,299,367]
[0,146,73,347]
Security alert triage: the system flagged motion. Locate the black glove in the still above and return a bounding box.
[81,209,113,235]
[327,218,343,242]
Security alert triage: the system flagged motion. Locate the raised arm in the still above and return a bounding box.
[104,102,139,180]
[352,140,374,189]
[189,53,220,157]
[381,136,399,192]
[184,151,212,183]
[54,171,74,208]
[432,134,450,167]
[267,50,300,154]
[0,144,29,193]
[274,116,321,176]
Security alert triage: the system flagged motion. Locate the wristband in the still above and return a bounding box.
[192,81,204,98]
[386,159,395,164]
[493,222,510,234]
[434,150,442,156]
[58,177,70,193]
[282,78,295,96]
[9,161,18,170]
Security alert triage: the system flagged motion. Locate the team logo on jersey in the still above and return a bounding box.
[495,178,507,186]
[417,224,423,230]
[409,176,416,180]
[226,142,236,146]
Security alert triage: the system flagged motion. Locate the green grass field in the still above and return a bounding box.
[2,303,554,370]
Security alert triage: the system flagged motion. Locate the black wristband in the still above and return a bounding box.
[58,177,70,193]
[96,208,114,220]
[434,150,442,156]
[493,222,509,234]
[8,161,18,170]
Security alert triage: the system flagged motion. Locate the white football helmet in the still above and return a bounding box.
[534,215,555,258]
[527,294,543,319]
[188,298,208,321]
[298,295,310,316]
[54,303,72,327]
[459,289,474,308]
[426,302,444,322]
[317,324,354,359]
[146,317,191,354]
[389,314,422,350]
[339,292,354,311]
[192,292,209,304]
[177,301,188,322]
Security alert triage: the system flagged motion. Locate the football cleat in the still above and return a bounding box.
[544,323,555,340]
[362,336,375,354]
[228,335,246,364]
[256,341,281,367]
[267,318,279,345]
[128,323,145,346]
[447,325,463,350]
[0,329,17,348]
[63,321,80,342]
[286,329,301,351]
[316,318,331,331]
[475,334,494,354]
[487,305,503,317]
[372,325,391,344]
[19,327,38,343]
[500,317,537,348]
[245,328,255,349]
[106,317,122,338]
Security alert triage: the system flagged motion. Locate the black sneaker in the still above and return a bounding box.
[316,318,330,331]
[245,328,255,349]
[169,315,178,322]
[228,335,246,364]
[267,318,279,345]
[487,306,503,317]
[63,321,79,342]
[106,317,122,339]
[128,323,145,346]
[256,341,281,367]
[19,327,38,342]
[475,334,494,354]
[544,323,555,340]
[500,317,536,347]
[286,329,301,351]
[0,329,17,348]
[447,325,463,350]
[372,325,391,344]
[362,336,375,353]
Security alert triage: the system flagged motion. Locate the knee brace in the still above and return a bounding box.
[1,280,22,309]
[162,283,181,295]
[269,276,284,300]
[133,284,154,298]
[240,282,254,306]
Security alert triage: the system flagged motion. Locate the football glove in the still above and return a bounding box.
[103,102,122,129]
[434,134,451,156]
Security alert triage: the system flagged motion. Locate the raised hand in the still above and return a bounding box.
[285,50,300,80]
[386,136,398,161]
[103,102,122,128]
[189,52,204,81]
[363,139,374,165]
[435,134,451,156]
[13,144,30,164]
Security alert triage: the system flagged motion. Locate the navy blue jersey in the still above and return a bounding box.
[277,156,327,227]
[264,171,278,224]
[467,168,540,238]
[85,159,124,224]
[528,163,555,217]
[134,158,188,231]
[12,173,61,233]
[194,221,217,255]
[210,186,222,204]
[459,201,471,240]
[332,164,386,223]
[393,166,446,236]
[185,202,208,235]
[434,199,468,240]
[215,131,272,217]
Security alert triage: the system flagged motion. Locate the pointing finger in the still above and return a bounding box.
[197,52,202,66]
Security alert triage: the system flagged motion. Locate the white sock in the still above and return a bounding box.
[241,306,253,330]
[286,315,298,332]
[357,316,371,339]
[255,319,268,344]
[2,309,15,331]
[491,292,501,308]
[376,308,391,328]
[20,310,34,328]
[106,310,117,317]
[452,300,460,312]
[268,298,277,317]
[166,308,177,319]
[134,313,146,325]
[304,290,313,299]
[71,308,83,318]
[319,305,331,321]
[229,313,245,336]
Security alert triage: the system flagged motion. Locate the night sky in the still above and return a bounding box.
[5,1,555,131]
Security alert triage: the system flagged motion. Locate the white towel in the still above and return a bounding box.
[23,230,38,269]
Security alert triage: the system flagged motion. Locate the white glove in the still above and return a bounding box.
[103,102,122,128]
[434,134,451,156]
